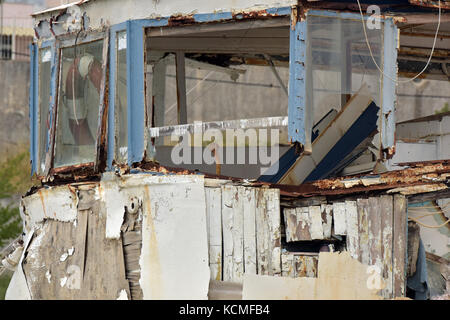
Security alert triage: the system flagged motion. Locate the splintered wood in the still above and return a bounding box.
[205,185,281,283]
[282,194,407,299]
[22,189,131,300]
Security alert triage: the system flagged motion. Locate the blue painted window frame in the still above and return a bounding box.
[289,9,398,155]
[30,8,294,174]
[109,7,292,169]
[30,40,56,176]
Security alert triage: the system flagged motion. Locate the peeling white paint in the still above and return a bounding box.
[309,206,324,240]
[60,247,75,262]
[21,186,78,230]
[60,252,69,262]
[60,277,68,287]
[45,270,51,283]
[116,289,128,300]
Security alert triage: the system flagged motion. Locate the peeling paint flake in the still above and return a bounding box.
[116,289,128,300]
[21,186,79,228]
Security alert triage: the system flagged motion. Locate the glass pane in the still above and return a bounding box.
[184,58,288,123]
[146,52,289,148]
[306,15,383,123]
[54,40,104,168]
[115,31,127,163]
[38,47,51,174]
[146,51,179,150]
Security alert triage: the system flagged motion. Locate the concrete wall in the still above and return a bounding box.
[0,60,30,161]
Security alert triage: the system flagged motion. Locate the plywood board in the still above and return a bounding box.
[243,252,382,300]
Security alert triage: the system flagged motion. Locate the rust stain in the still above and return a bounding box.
[143,185,162,299]
[168,14,196,27]
[408,0,450,9]
[38,189,47,217]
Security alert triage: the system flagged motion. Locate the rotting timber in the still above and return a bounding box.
[3,0,450,300]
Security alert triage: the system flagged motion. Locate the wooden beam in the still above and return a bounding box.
[175,52,187,124]
[393,194,407,298]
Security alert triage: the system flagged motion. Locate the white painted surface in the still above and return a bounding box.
[101,182,126,239]
[21,186,78,231]
[138,175,210,300]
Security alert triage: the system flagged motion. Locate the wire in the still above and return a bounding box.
[409,217,450,228]
[409,212,442,219]
[356,0,442,83]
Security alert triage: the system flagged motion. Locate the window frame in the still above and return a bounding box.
[48,30,109,175]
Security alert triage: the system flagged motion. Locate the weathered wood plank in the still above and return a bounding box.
[380,195,393,299]
[205,187,222,281]
[321,204,333,239]
[357,198,370,265]
[243,187,257,276]
[266,189,281,276]
[407,221,420,277]
[368,197,383,272]
[393,194,407,297]
[294,255,318,278]
[281,254,295,278]
[256,189,269,275]
[309,206,324,240]
[345,201,359,260]
[232,187,244,282]
[22,199,130,300]
[284,208,297,242]
[296,207,311,240]
[333,202,347,235]
[221,185,235,282]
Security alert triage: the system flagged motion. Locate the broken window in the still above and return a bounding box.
[306,15,383,124]
[115,31,128,163]
[54,39,104,168]
[38,47,51,174]
[144,21,290,178]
